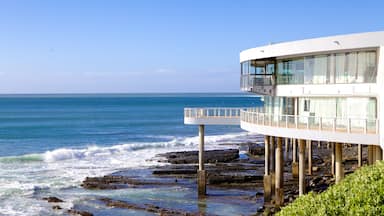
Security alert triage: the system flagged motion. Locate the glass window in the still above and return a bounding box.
[335,53,346,83]
[266,63,275,75]
[346,52,357,83]
[277,58,304,84]
[241,61,249,75]
[357,51,377,83]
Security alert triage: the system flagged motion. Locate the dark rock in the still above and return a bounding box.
[43,196,64,203]
[247,143,264,156]
[52,205,62,210]
[207,173,263,184]
[156,149,239,164]
[68,209,93,216]
[99,197,198,215]
[81,176,176,190]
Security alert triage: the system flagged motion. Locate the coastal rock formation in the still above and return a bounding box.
[81,175,176,190]
[99,198,199,216]
[156,149,239,164]
[42,196,64,203]
[68,209,94,216]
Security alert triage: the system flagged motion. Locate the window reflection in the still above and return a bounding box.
[241,50,377,85]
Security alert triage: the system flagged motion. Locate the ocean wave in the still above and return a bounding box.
[0,154,43,163]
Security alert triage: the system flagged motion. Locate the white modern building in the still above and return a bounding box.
[184,31,384,205]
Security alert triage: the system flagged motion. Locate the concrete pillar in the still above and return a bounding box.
[368,145,374,165]
[292,139,298,178]
[270,136,276,196]
[335,143,344,183]
[299,139,306,196]
[375,146,382,162]
[198,125,206,196]
[292,139,297,163]
[263,135,272,202]
[358,144,362,167]
[331,142,335,176]
[307,140,312,175]
[275,137,284,207]
[285,137,289,159]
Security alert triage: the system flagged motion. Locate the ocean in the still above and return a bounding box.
[0,93,263,215]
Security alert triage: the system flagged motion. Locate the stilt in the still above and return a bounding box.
[270,137,275,196]
[358,144,362,167]
[263,135,272,202]
[197,125,206,196]
[335,143,344,183]
[307,140,312,175]
[331,142,335,176]
[299,139,306,195]
[375,146,382,162]
[284,137,289,159]
[368,145,374,165]
[275,137,284,207]
[292,139,298,178]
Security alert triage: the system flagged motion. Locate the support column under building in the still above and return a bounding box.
[270,136,276,197]
[292,139,298,178]
[307,140,312,175]
[299,139,306,196]
[197,125,206,196]
[358,144,362,167]
[263,135,272,202]
[331,142,335,176]
[375,146,382,162]
[275,137,284,207]
[335,143,344,184]
[368,145,374,165]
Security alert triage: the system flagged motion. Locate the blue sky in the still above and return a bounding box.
[0,0,383,93]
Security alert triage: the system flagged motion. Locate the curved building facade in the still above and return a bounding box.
[239,31,384,148]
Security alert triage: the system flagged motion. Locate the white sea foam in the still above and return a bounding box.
[0,131,263,215]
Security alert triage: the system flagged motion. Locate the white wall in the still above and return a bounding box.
[240,31,384,62]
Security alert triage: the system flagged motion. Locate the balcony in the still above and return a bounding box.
[240,109,379,145]
[184,108,242,125]
[240,75,275,95]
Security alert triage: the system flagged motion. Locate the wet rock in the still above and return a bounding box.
[247,144,264,156]
[43,196,64,203]
[99,198,197,215]
[52,205,62,210]
[207,173,263,184]
[81,176,175,190]
[156,149,239,164]
[68,209,93,216]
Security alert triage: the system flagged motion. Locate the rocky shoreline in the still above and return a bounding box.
[44,142,365,215]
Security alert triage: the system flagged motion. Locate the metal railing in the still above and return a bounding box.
[240,109,379,134]
[184,107,245,119]
[240,74,274,90]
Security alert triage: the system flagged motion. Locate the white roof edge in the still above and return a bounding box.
[240,31,384,62]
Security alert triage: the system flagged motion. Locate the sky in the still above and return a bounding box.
[0,0,384,93]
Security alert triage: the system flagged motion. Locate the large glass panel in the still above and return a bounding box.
[357,51,377,83]
[327,54,335,84]
[313,55,328,84]
[277,58,304,84]
[346,52,358,83]
[266,63,274,75]
[304,56,314,84]
[335,53,346,83]
[241,61,249,75]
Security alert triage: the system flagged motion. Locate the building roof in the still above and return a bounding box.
[240,31,384,62]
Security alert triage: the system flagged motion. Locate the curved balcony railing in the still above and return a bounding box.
[184,107,246,125]
[240,109,379,134]
[184,107,243,118]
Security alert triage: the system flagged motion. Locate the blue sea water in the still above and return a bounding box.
[0,93,263,215]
